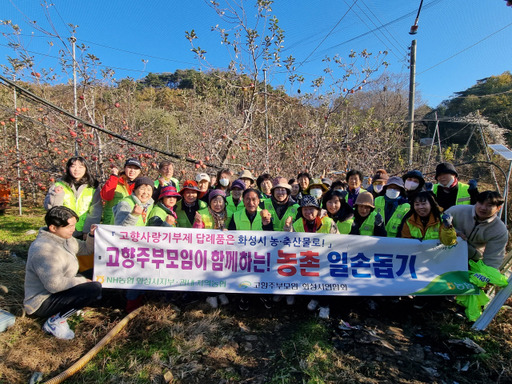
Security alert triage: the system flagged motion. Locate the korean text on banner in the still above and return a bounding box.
[93,225,476,296]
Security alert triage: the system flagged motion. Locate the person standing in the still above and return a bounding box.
[101,158,142,224]
[44,156,101,239]
[432,162,478,210]
[345,170,366,208]
[262,177,300,232]
[175,180,207,228]
[226,179,246,217]
[374,177,410,238]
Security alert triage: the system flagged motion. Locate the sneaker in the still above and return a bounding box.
[206,296,218,309]
[286,296,295,305]
[218,294,229,306]
[260,297,272,309]
[239,297,250,311]
[318,306,330,319]
[43,315,75,340]
[307,299,319,311]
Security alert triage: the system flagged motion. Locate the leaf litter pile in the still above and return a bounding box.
[2,252,512,383]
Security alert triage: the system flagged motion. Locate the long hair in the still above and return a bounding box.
[62,156,98,188]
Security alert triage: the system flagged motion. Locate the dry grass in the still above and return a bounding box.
[0,253,26,316]
[1,241,512,383]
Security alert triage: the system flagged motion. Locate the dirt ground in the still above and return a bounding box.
[2,252,512,383]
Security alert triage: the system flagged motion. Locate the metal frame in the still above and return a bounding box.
[472,144,512,330]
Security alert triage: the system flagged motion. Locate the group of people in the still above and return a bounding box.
[24,156,508,338]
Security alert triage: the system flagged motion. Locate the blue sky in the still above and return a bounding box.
[1,0,511,108]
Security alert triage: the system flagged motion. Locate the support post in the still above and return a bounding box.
[407,39,417,166]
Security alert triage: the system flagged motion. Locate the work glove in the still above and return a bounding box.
[425,182,433,191]
[468,179,478,191]
[441,213,453,227]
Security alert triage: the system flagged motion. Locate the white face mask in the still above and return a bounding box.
[374,185,383,193]
[385,189,401,199]
[309,188,323,199]
[440,176,454,188]
[219,178,229,187]
[404,180,419,191]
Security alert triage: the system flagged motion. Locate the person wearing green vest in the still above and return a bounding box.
[398,191,457,245]
[228,188,273,231]
[431,162,478,211]
[262,177,300,232]
[287,195,338,319]
[192,188,231,309]
[147,185,181,227]
[175,180,207,228]
[288,195,338,234]
[374,176,410,238]
[101,158,142,224]
[322,189,354,235]
[345,169,367,208]
[44,156,101,239]
[113,176,155,227]
[193,189,231,230]
[227,188,273,311]
[256,173,273,202]
[152,160,180,201]
[112,176,155,313]
[350,191,387,236]
[226,179,246,217]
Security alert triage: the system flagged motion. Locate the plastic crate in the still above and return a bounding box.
[0,309,15,332]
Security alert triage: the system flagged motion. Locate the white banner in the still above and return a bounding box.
[93,225,477,296]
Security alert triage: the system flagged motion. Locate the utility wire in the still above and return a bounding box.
[0,75,221,169]
[343,0,406,63]
[418,21,512,75]
[296,0,359,69]
[359,0,407,55]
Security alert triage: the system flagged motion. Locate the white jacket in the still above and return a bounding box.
[446,205,508,269]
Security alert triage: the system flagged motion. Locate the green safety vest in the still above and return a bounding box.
[345,188,367,203]
[154,177,180,192]
[147,202,175,226]
[406,220,440,240]
[118,195,153,227]
[374,196,410,238]
[198,208,214,229]
[232,208,263,230]
[293,216,334,234]
[432,183,471,205]
[55,181,95,232]
[358,212,377,236]
[175,200,207,228]
[263,200,299,232]
[104,182,131,224]
[196,208,232,229]
[336,217,354,234]
[226,195,245,217]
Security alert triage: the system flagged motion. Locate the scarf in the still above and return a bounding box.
[208,207,227,229]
